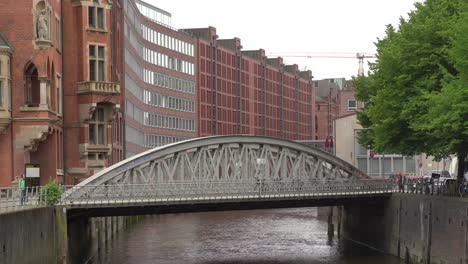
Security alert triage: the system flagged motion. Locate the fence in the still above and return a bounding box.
[61,179,395,206]
[0,186,50,213]
[396,177,468,197]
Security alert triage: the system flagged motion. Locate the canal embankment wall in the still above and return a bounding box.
[0,207,143,264]
[342,193,468,264]
[0,207,65,264]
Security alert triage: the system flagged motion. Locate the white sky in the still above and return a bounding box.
[145,0,419,80]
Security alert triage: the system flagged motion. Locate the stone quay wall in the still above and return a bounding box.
[342,193,468,264]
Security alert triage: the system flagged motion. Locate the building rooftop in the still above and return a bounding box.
[135,0,172,28]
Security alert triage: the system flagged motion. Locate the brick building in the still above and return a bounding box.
[0,0,316,186]
[0,0,123,186]
[123,0,197,157]
[184,27,315,141]
[0,0,65,186]
[337,84,363,116]
[62,0,123,183]
[314,79,340,140]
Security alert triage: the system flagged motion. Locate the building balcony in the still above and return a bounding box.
[79,143,112,159]
[76,81,120,95]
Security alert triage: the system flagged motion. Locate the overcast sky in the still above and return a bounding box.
[145,0,419,80]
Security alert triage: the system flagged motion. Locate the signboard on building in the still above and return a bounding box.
[25,164,40,178]
[25,164,40,186]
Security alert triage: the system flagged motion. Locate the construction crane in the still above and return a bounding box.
[267,52,376,76]
[356,53,376,76]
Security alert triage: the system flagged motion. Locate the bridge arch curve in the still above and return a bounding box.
[79,135,368,187]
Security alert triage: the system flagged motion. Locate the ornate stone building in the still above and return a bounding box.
[62,0,123,183]
[0,0,123,186]
[0,0,64,186]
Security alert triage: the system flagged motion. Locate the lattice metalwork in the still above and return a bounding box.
[63,136,383,204]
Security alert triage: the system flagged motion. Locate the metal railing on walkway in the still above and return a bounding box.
[0,186,49,213]
[61,179,394,207]
[395,178,468,198]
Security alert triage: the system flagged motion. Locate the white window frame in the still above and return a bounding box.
[347,99,357,111]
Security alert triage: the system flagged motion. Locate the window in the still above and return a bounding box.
[56,75,62,114]
[89,45,105,81]
[24,63,40,106]
[347,99,357,111]
[55,17,61,51]
[88,6,105,30]
[89,108,105,145]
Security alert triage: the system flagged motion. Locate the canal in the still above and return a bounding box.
[88,208,403,264]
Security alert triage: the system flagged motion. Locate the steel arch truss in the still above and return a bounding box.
[63,136,387,204]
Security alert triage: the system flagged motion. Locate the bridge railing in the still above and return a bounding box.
[61,179,394,206]
[0,186,48,213]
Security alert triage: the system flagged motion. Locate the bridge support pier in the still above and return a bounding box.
[327,207,334,237]
[67,215,145,264]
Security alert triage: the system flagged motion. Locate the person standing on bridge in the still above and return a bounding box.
[397,172,404,193]
[18,174,26,205]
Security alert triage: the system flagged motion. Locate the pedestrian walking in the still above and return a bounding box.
[18,174,26,205]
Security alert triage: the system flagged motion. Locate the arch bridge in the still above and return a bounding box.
[62,136,393,217]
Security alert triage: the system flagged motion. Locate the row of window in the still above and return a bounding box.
[143,47,194,75]
[143,69,195,94]
[125,21,195,77]
[125,73,143,101]
[125,124,144,146]
[135,1,171,27]
[125,21,142,55]
[144,134,190,148]
[125,73,195,114]
[125,0,141,30]
[125,124,191,151]
[126,99,195,132]
[144,112,195,131]
[141,25,194,57]
[125,49,142,77]
[143,90,195,113]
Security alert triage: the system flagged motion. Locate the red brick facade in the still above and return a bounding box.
[62,0,123,183]
[0,0,318,186]
[0,0,124,186]
[0,0,64,186]
[186,27,315,141]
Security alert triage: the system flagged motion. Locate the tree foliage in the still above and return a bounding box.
[41,181,62,206]
[353,0,468,179]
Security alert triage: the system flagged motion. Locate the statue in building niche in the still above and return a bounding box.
[37,9,49,40]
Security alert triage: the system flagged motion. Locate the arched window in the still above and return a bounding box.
[24,63,40,106]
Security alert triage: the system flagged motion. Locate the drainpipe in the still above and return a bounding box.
[61,0,66,184]
[10,51,14,183]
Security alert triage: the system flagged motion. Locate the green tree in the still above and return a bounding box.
[353,0,468,180]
